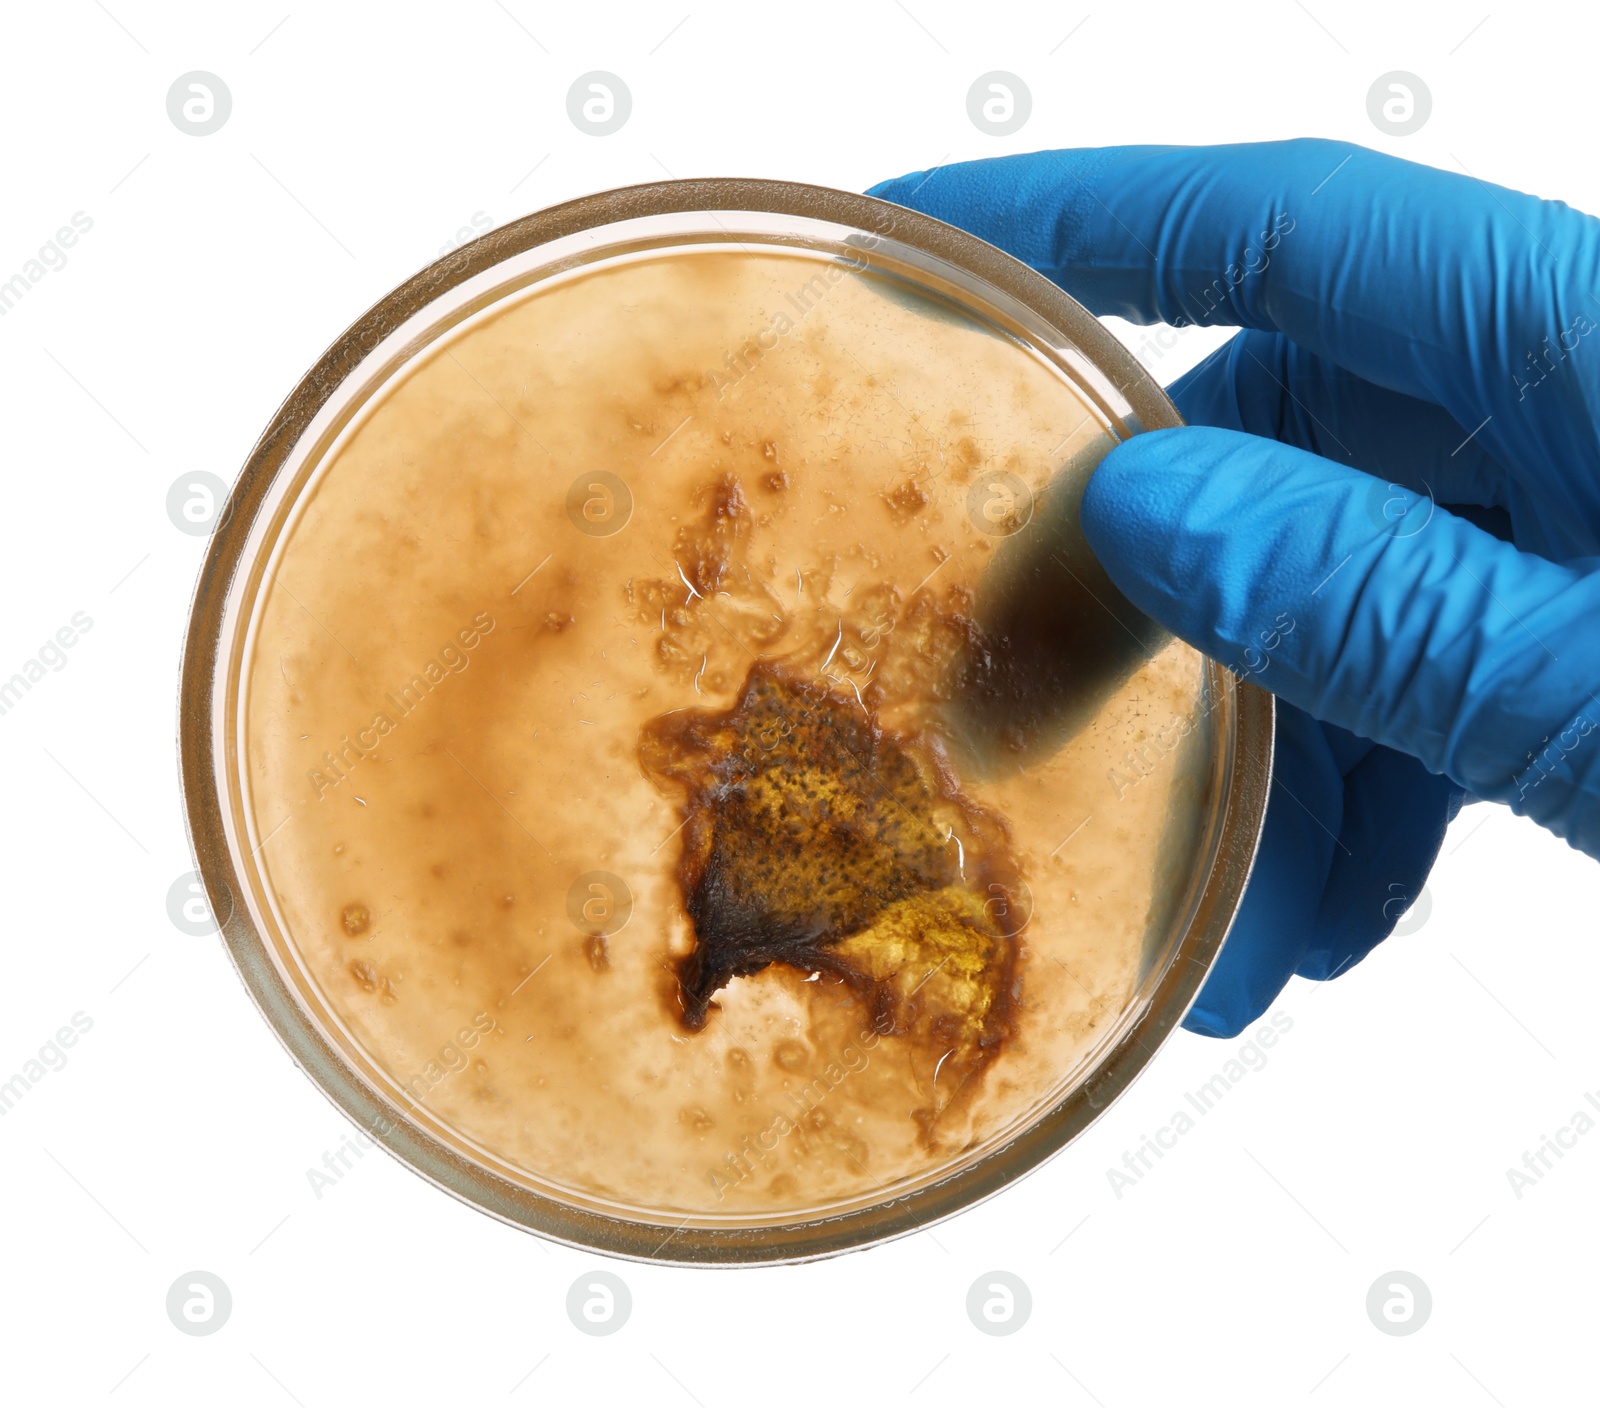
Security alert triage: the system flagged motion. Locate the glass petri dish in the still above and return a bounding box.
[179,179,1272,1264]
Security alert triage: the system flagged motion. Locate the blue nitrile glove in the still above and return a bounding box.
[869,140,1600,1036]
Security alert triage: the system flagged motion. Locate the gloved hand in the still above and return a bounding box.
[869,140,1600,1036]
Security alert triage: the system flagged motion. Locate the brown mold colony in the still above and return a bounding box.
[641,660,1023,1121]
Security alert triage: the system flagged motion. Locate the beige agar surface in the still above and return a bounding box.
[241,246,1213,1220]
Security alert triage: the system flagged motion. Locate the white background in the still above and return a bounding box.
[2,1,1596,1403]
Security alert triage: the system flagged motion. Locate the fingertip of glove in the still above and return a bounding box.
[866,172,931,206]
[1181,1003,1251,1039]
[1080,427,1197,562]
[1082,424,1283,554]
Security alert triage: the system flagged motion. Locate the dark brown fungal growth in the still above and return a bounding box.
[639,660,1025,1107]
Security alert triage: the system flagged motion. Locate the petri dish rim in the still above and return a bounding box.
[178,177,1274,1265]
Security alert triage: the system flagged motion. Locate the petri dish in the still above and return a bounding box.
[179,179,1272,1263]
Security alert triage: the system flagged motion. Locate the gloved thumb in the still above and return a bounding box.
[1080,426,1600,858]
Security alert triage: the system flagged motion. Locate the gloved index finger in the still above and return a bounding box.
[868,141,1600,541]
